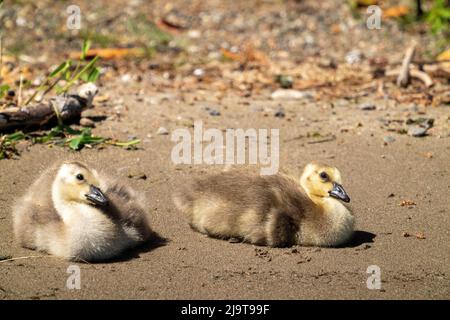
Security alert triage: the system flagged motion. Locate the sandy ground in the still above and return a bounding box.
[0,82,449,299]
[1,0,449,300]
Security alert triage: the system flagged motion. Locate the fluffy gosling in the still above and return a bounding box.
[13,161,154,261]
[173,162,354,247]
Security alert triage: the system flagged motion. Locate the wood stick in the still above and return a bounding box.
[386,68,433,88]
[0,255,92,264]
[18,73,23,107]
[0,35,3,76]
[396,44,416,87]
[0,83,98,132]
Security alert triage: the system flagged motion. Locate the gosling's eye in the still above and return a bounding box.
[76,174,84,181]
[319,172,329,181]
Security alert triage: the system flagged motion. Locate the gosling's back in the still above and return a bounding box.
[100,181,154,242]
[13,166,63,251]
[174,171,315,247]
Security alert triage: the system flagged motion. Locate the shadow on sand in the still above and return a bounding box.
[100,232,168,263]
[343,230,376,248]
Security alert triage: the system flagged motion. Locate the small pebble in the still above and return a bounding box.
[193,68,205,77]
[80,118,95,128]
[77,83,99,100]
[408,126,429,137]
[81,109,99,118]
[274,109,285,118]
[345,50,362,65]
[120,74,132,82]
[209,109,221,116]
[383,136,395,143]
[359,103,376,111]
[156,127,169,135]
[304,34,315,45]
[16,17,27,27]
[276,75,294,89]
[188,30,201,38]
[271,89,313,100]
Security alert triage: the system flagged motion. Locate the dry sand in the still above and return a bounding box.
[0,85,449,299]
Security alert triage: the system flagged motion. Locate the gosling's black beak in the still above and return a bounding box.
[85,185,108,206]
[329,182,350,203]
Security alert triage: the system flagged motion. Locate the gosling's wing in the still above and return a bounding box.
[261,173,310,221]
[175,171,307,215]
[12,166,61,248]
[173,171,258,217]
[102,180,153,241]
[173,171,287,219]
[13,165,61,221]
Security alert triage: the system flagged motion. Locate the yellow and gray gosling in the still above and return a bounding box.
[173,162,354,247]
[13,161,154,261]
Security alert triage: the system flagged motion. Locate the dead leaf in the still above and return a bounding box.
[156,19,183,34]
[383,6,410,18]
[400,200,416,207]
[330,24,341,34]
[220,44,269,66]
[436,50,450,72]
[221,48,242,62]
[69,48,145,60]
[415,232,426,239]
[436,50,450,62]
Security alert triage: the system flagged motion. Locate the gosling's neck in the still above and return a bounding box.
[298,179,354,246]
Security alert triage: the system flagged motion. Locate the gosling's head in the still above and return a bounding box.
[300,162,350,203]
[53,161,108,206]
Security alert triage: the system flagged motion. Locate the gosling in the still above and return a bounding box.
[173,162,354,247]
[13,161,154,261]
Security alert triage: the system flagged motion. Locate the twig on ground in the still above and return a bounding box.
[386,68,433,88]
[307,136,336,144]
[18,73,24,107]
[0,255,92,264]
[376,80,385,97]
[0,35,3,75]
[0,83,98,131]
[396,43,416,87]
